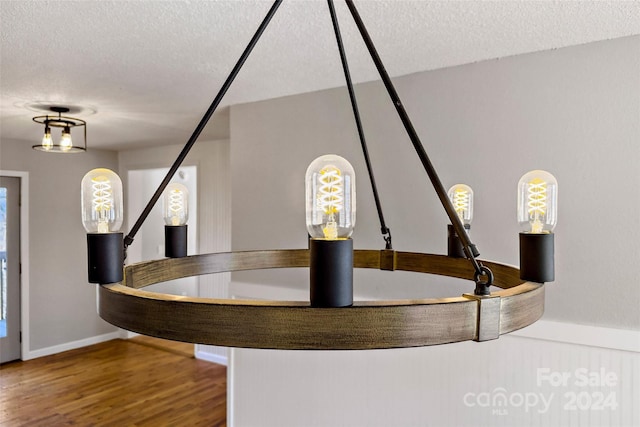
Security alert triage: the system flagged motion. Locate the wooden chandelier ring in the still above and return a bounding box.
[98,250,544,350]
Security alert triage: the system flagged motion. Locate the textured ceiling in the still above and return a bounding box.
[1,1,639,150]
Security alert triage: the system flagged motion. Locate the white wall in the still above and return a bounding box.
[0,139,119,357]
[229,35,640,425]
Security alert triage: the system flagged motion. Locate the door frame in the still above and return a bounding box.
[0,170,29,360]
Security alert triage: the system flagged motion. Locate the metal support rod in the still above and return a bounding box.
[344,0,486,278]
[124,0,283,248]
[327,0,392,249]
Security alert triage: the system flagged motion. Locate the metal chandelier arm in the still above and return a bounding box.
[327,0,392,250]
[344,0,490,287]
[123,0,283,249]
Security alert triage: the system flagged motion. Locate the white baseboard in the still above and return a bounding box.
[196,349,228,365]
[23,331,121,361]
[119,329,140,339]
[23,330,231,363]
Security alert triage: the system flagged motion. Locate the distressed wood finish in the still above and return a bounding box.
[100,250,544,350]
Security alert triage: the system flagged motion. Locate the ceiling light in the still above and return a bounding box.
[32,106,86,153]
[85,0,557,350]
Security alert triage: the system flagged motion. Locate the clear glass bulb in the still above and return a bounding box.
[81,168,123,233]
[447,184,473,225]
[305,154,356,240]
[517,170,558,233]
[163,183,189,226]
[60,127,73,152]
[42,127,53,150]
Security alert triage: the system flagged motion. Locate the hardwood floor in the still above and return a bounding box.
[0,336,226,426]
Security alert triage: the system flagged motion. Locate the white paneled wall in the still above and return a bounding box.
[195,140,232,364]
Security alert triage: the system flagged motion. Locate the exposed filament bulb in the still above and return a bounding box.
[42,127,53,150]
[60,127,73,152]
[517,170,557,234]
[168,189,184,225]
[306,154,355,240]
[163,182,189,227]
[447,184,474,226]
[317,166,343,239]
[92,176,113,233]
[453,189,469,220]
[82,168,123,234]
[527,178,547,233]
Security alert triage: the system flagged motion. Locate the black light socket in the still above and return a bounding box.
[87,232,124,284]
[310,238,353,307]
[165,225,188,258]
[447,223,471,258]
[519,232,555,283]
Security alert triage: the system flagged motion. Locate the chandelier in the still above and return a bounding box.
[82,0,557,350]
[32,106,87,153]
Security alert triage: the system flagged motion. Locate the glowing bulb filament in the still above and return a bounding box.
[42,130,53,150]
[453,189,469,221]
[527,179,547,233]
[316,166,343,239]
[517,170,557,234]
[92,177,113,233]
[60,129,72,152]
[305,154,355,240]
[169,189,184,226]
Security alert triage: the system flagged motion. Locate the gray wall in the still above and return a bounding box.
[0,137,230,357]
[231,35,640,329]
[0,139,119,351]
[229,35,639,425]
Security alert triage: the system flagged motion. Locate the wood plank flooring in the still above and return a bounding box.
[0,336,226,426]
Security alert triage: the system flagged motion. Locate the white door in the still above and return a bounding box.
[0,176,21,363]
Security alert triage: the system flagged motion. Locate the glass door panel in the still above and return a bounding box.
[0,177,21,363]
